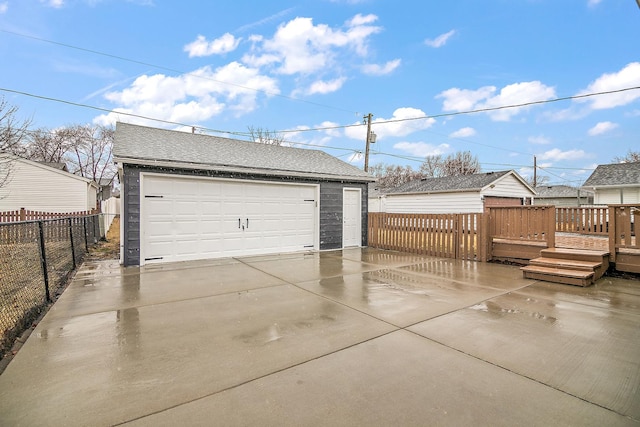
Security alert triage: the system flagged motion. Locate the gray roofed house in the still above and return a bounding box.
[389,170,512,194]
[534,185,594,206]
[114,122,374,266]
[582,161,640,205]
[371,170,535,214]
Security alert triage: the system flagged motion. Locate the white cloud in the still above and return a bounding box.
[437,86,496,112]
[243,14,382,75]
[184,33,241,57]
[94,62,279,125]
[449,127,476,138]
[393,142,450,157]
[588,121,618,136]
[424,29,456,48]
[537,148,589,161]
[306,77,347,95]
[528,135,551,145]
[0,2,8,14]
[344,107,436,141]
[40,0,64,7]
[361,59,401,76]
[587,0,602,7]
[437,81,556,121]
[576,62,640,109]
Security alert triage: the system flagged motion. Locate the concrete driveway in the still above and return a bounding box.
[0,248,638,426]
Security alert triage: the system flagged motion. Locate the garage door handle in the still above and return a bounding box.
[246,218,249,228]
[238,218,241,229]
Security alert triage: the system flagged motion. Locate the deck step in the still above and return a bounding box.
[521,265,594,287]
[529,257,602,271]
[540,247,609,263]
[522,247,610,287]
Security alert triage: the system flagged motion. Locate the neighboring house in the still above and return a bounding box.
[533,185,594,206]
[582,161,640,205]
[377,170,535,214]
[113,122,375,266]
[368,182,393,213]
[0,153,98,213]
[96,177,118,201]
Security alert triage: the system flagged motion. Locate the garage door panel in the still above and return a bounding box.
[142,176,318,264]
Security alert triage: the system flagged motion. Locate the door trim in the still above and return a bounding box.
[342,187,362,248]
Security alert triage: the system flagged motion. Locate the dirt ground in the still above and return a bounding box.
[87,217,120,260]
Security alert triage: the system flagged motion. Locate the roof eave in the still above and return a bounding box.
[114,156,376,183]
[389,187,482,196]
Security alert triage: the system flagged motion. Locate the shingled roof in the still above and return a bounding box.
[535,185,593,198]
[389,170,519,194]
[113,122,374,182]
[583,162,640,188]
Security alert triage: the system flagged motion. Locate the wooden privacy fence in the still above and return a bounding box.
[556,206,608,235]
[0,208,98,223]
[368,212,485,261]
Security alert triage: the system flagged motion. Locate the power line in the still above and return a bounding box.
[275,85,640,134]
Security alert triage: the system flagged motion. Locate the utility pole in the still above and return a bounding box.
[533,155,537,188]
[364,113,373,172]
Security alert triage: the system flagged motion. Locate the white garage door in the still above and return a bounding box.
[141,175,317,264]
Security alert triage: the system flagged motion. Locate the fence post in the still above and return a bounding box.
[546,206,556,249]
[608,206,617,263]
[37,221,51,302]
[83,216,89,251]
[68,217,76,270]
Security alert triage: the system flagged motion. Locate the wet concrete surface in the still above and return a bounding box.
[0,248,638,426]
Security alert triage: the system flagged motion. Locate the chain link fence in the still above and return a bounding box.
[0,215,105,359]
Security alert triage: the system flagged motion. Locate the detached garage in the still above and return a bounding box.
[114,123,374,266]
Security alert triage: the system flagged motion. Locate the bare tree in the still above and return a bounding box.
[0,97,32,190]
[613,150,640,163]
[419,154,444,178]
[0,96,31,154]
[369,164,423,189]
[439,151,481,177]
[372,151,481,189]
[61,124,116,184]
[27,128,75,164]
[247,126,285,146]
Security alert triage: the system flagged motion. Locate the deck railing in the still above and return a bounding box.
[609,204,639,257]
[488,206,555,246]
[556,206,608,235]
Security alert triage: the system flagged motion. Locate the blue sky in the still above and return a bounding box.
[1,0,639,186]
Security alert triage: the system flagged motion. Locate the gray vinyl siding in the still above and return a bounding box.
[122,165,141,265]
[121,165,368,266]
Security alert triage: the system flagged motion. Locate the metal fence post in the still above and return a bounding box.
[83,216,89,252]
[68,218,76,270]
[37,221,51,302]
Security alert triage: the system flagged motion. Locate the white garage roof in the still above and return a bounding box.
[114,122,375,182]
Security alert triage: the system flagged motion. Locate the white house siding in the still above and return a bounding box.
[482,174,533,199]
[594,188,640,205]
[384,192,484,214]
[0,158,94,212]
